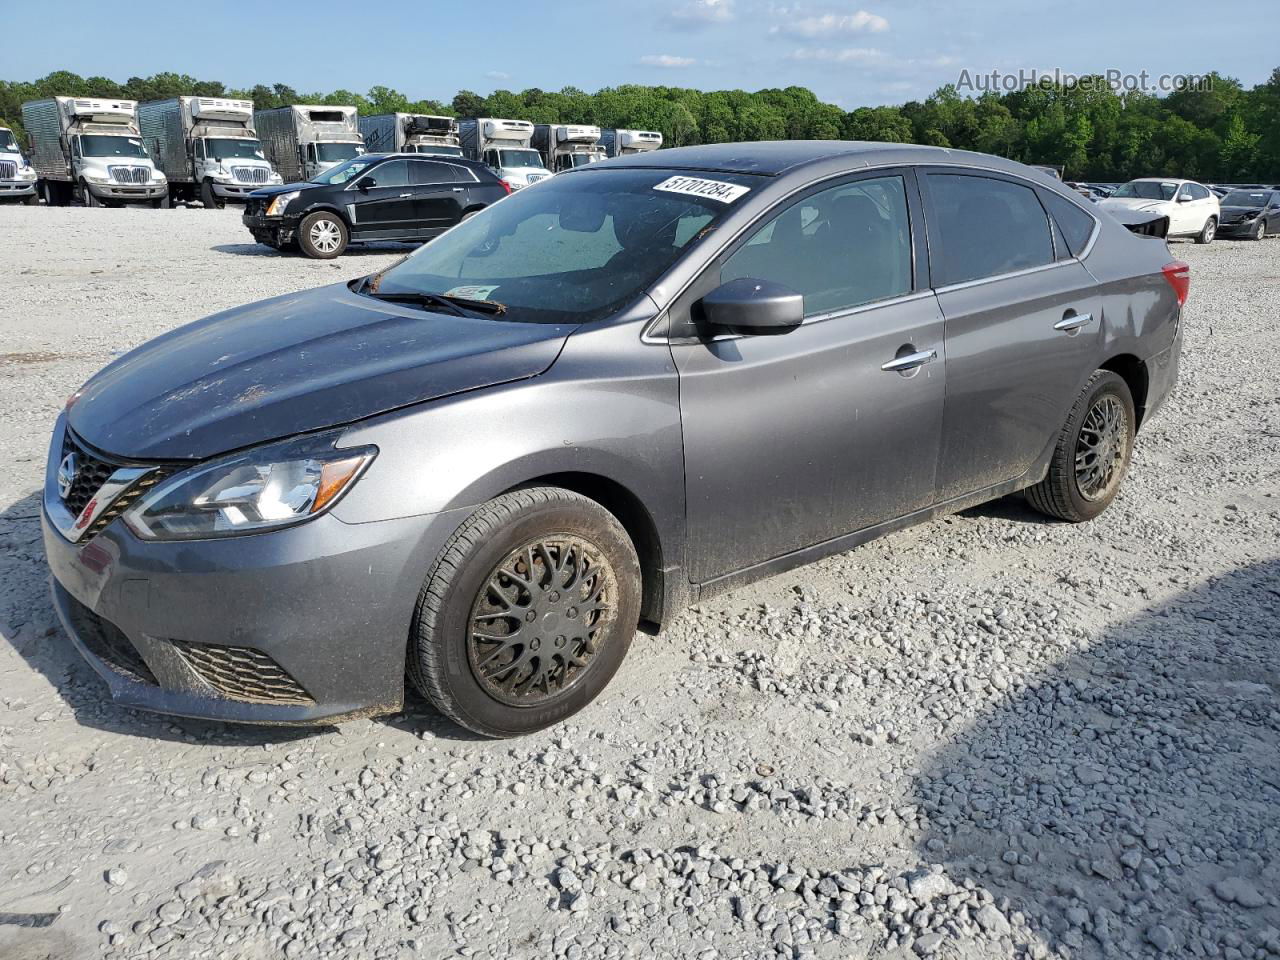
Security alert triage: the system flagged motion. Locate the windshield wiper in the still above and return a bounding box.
[355,280,506,319]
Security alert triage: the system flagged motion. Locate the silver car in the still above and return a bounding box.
[42,142,1187,737]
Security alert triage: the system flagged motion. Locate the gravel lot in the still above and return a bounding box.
[1,206,1278,960]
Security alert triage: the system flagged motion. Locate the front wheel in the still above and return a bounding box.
[298,210,347,258]
[407,487,641,738]
[22,192,38,206]
[1253,220,1267,241]
[200,179,223,210]
[83,184,101,208]
[1025,370,1135,522]
[1195,216,1216,244]
[152,193,170,209]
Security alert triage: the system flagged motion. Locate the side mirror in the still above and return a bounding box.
[699,278,804,335]
[1176,195,1191,203]
[359,177,376,191]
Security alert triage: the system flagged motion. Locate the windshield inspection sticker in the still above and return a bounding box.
[444,285,499,300]
[653,176,750,204]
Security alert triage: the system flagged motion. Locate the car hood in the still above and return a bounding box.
[248,181,326,198]
[68,283,574,461]
[1098,197,1169,213]
[1221,205,1263,215]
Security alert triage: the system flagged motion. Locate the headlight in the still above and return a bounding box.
[85,173,111,184]
[153,171,166,183]
[124,433,376,541]
[19,168,36,181]
[266,190,300,216]
[269,172,283,183]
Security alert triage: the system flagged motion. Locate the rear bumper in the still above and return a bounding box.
[1142,322,1181,424]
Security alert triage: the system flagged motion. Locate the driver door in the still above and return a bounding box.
[670,170,946,585]
[347,159,416,235]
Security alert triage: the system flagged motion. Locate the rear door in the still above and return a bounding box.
[347,159,416,234]
[408,159,468,231]
[921,170,1103,502]
[672,170,946,584]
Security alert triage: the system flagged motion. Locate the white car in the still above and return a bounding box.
[1099,178,1220,243]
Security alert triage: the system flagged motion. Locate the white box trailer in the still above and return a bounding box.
[139,97,282,208]
[359,113,462,156]
[21,96,168,207]
[254,105,365,183]
[0,124,38,204]
[458,117,551,189]
[599,129,663,158]
[532,124,606,172]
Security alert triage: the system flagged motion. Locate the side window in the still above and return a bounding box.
[411,161,464,185]
[1041,190,1097,258]
[1191,184,1211,201]
[483,149,499,168]
[365,159,409,188]
[1177,183,1194,201]
[71,137,82,159]
[721,175,913,317]
[926,173,1054,285]
[193,140,205,161]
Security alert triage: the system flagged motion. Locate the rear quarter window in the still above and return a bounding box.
[1041,190,1098,258]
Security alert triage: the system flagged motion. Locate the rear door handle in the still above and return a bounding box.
[451,187,465,192]
[398,193,413,198]
[1054,312,1094,332]
[881,349,937,373]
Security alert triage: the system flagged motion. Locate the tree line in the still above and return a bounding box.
[3,68,1279,182]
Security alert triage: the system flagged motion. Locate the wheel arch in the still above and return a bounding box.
[1100,353,1150,428]
[298,202,351,227]
[499,471,669,630]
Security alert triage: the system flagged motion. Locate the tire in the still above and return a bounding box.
[297,210,347,259]
[1025,370,1135,523]
[83,184,101,208]
[1253,220,1267,241]
[1195,216,1216,244]
[152,193,170,210]
[200,179,223,210]
[407,487,642,738]
[22,192,38,206]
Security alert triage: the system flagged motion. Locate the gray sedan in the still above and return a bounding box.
[42,142,1186,737]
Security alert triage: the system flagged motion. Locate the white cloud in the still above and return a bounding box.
[789,46,886,63]
[667,0,734,28]
[485,71,511,81]
[639,54,700,68]
[773,10,889,38]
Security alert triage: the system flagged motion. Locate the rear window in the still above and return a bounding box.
[927,173,1054,285]
[1041,191,1097,258]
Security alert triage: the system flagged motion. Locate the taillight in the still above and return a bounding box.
[1162,260,1190,306]
[499,179,513,195]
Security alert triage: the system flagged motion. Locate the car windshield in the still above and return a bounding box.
[417,145,464,157]
[1112,180,1178,200]
[365,168,760,324]
[1222,190,1271,206]
[207,138,265,161]
[498,149,543,169]
[80,135,148,159]
[0,130,17,152]
[310,157,378,184]
[316,142,364,163]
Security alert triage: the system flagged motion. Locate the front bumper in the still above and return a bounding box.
[1216,220,1260,237]
[213,181,276,199]
[242,211,300,246]
[40,417,467,725]
[86,182,167,200]
[0,179,37,197]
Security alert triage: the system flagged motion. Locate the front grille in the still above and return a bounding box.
[232,166,269,184]
[171,640,314,705]
[59,431,177,540]
[63,592,157,685]
[109,166,149,184]
[0,160,15,180]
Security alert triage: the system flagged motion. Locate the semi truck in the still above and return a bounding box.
[21,97,168,207]
[532,124,606,172]
[0,124,39,204]
[139,97,282,209]
[359,113,462,156]
[458,117,551,190]
[599,129,663,158]
[254,105,365,183]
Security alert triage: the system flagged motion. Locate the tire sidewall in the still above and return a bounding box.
[1061,372,1136,521]
[424,499,641,736]
[1198,216,1216,244]
[299,211,347,259]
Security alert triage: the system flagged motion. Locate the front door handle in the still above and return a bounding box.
[398,192,413,198]
[1054,312,1095,332]
[451,187,465,192]
[881,349,937,373]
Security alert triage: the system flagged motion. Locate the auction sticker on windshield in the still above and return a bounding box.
[444,285,500,300]
[653,176,750,204]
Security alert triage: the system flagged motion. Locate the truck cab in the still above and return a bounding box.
[302,139,365,180]
[0,124,38,204]
[533,124,606,173]
[186,99,280,202]
[459,118,552,190]
[601,129,663,158]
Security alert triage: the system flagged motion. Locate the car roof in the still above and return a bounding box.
[1129,176,1191,183]
[593,140,1045,179]
[364,152,479,163]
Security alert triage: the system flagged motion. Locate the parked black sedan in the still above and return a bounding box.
[243,154,511,258]
[1216,189,1280,240]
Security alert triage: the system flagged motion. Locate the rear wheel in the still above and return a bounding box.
[1025,370,1135,522]
[298,211,347,258]
[1195,216,1216,244]
[407,487,641,738]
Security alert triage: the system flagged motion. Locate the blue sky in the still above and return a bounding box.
[4,0,1272,108]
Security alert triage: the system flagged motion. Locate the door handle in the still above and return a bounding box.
[398,193,413,198]
[881,349,937,373]
[1054,312,1094,332]
[451,187,465,192]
